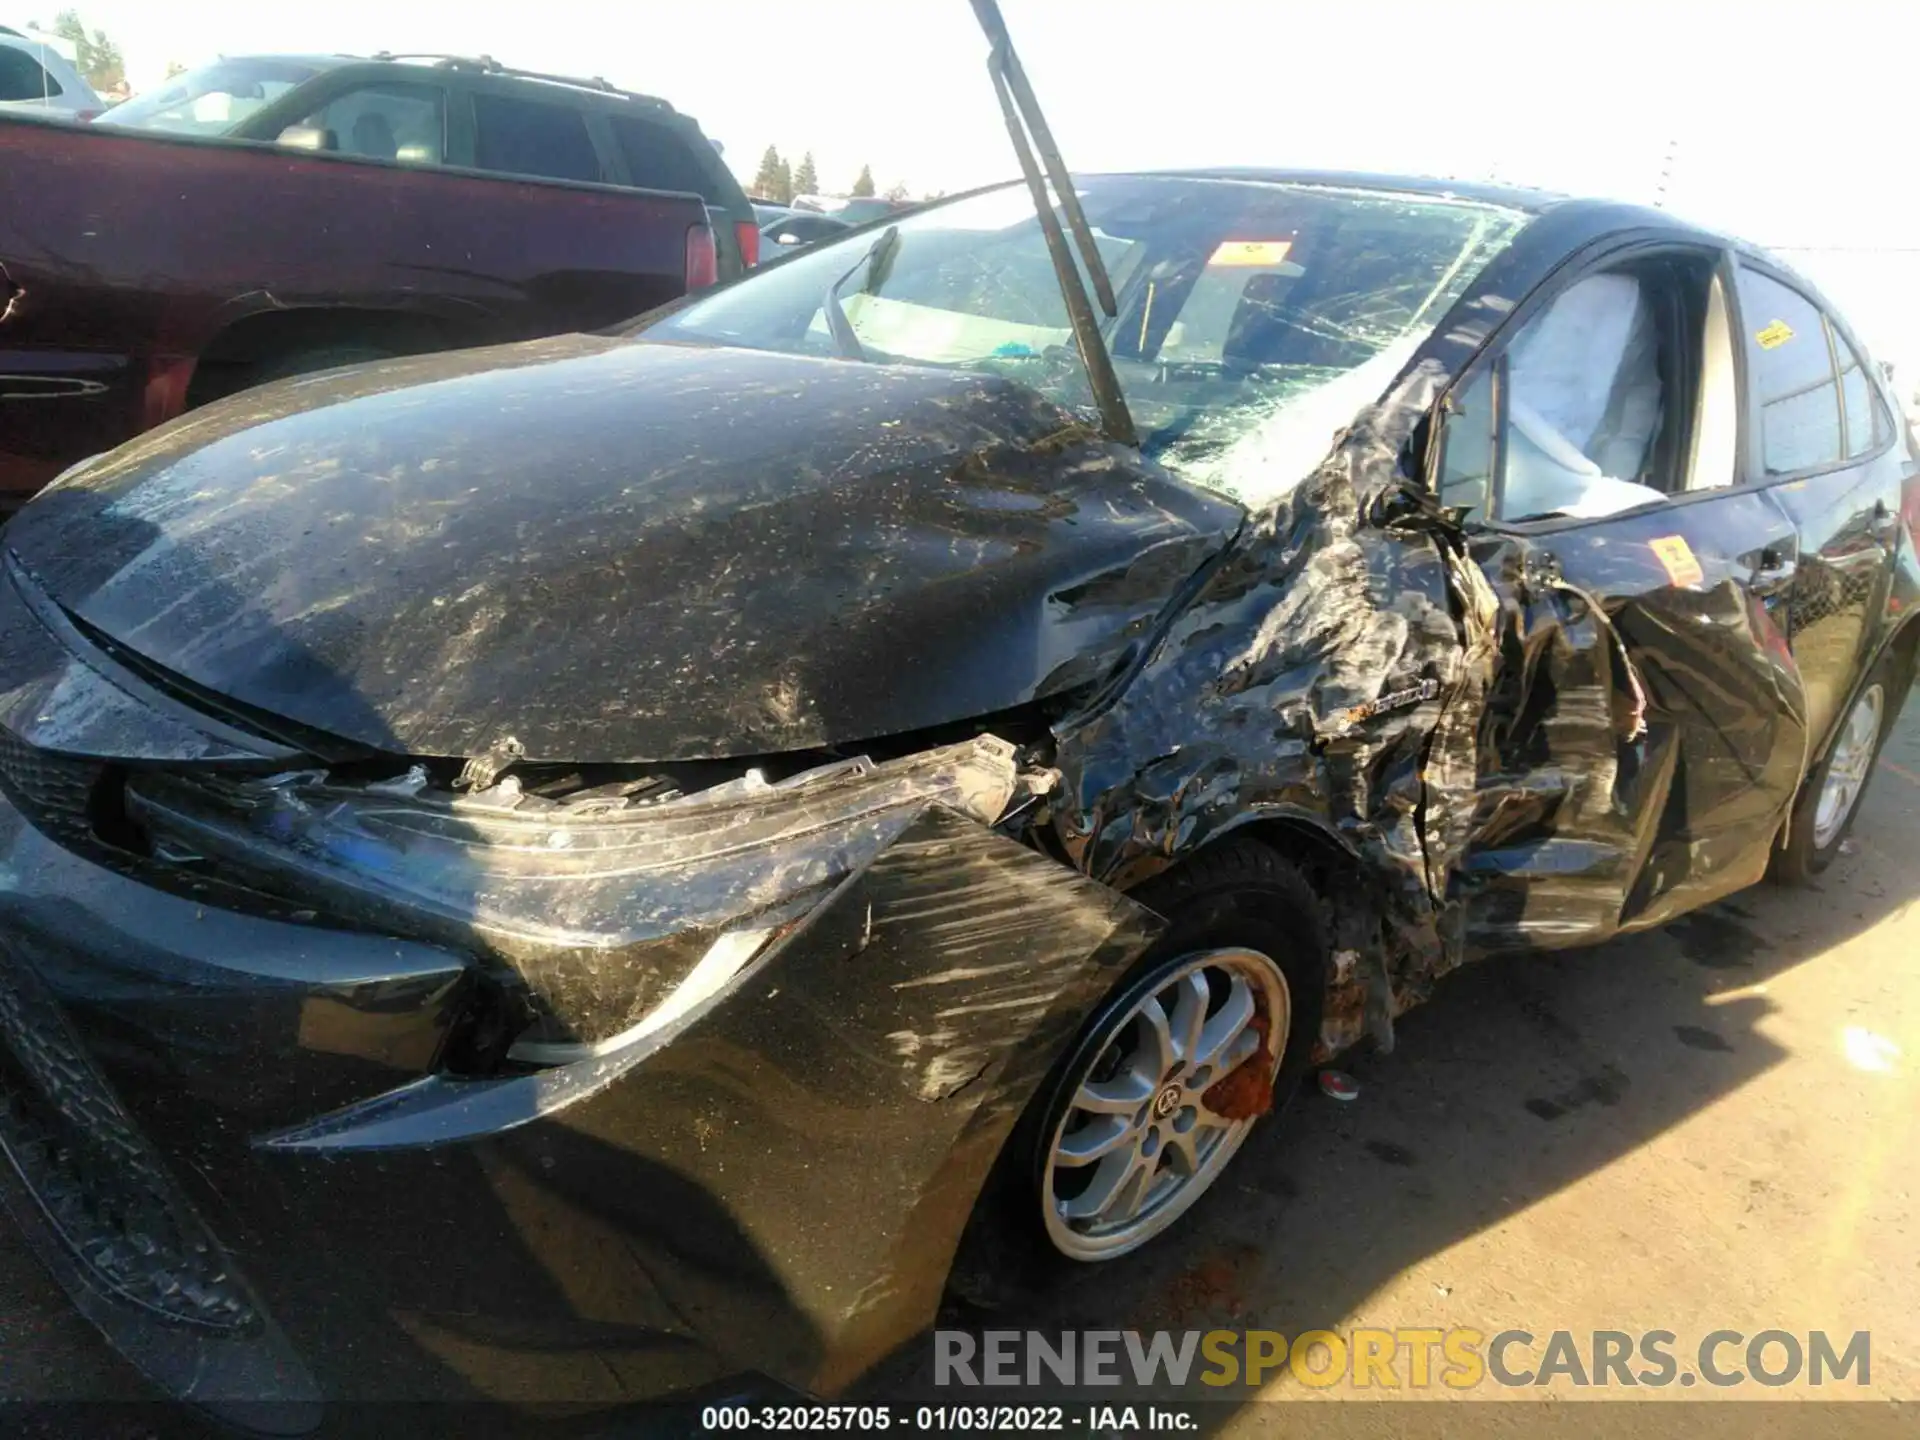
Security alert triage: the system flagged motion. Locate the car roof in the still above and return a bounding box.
[226,54,356,70]
[0,29,98,89]
[1127,168,1752,252]
[1136,167,1568,213]
[0,30,77,62]
[217,52,688,117]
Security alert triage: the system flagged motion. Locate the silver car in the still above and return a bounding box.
[0,29,104,121]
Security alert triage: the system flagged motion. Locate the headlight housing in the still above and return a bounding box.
[125,736,1019,1064]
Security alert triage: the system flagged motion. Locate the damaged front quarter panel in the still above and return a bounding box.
[253,752,1162,1400]
[1051,360,1501,1060]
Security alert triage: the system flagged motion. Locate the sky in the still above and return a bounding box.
[20,0,1920,371]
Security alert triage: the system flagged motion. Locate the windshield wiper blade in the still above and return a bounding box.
[968,0,1135,447]
[821,225,900,362]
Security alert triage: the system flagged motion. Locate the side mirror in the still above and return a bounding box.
[275,124,332,151]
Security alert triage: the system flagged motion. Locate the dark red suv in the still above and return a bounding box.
[0,54,757,506]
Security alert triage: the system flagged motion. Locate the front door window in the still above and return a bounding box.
[290,83,446,165]
[1435,259,1745,524]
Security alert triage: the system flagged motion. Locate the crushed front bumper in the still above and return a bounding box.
[0,795,1157,1428]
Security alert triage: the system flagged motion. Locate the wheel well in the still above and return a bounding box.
[185,308,463,408]
[1133,815,1394,981]
[1889,613,1920,694]
[1133,816,1366,907]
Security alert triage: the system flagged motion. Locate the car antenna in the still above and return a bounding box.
[967,0,1137,447]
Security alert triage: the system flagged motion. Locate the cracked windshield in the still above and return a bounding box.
[655,176,1525,503]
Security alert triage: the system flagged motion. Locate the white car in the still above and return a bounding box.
[0,28,104,121]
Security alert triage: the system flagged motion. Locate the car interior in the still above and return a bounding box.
[1438,251,1735,525]
[287,85,446,165]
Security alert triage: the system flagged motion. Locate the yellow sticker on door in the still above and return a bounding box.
[1650,534,1706,588]
[1755,319,1795,350]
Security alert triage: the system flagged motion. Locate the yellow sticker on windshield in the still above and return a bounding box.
[1755,319,1795,350]
[1209,240,1294,267]
[1650,534,1705,589]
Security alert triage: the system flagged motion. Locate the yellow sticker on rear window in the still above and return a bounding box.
[1755,319,1794,350]
[1650,535,1705,588]
[1208,240,1294,267]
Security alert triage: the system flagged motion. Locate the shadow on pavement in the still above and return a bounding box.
[861,689,1920,1433]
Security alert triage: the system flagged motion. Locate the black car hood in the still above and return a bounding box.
[6,336,1239,763]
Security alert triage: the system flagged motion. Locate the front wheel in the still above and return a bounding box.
[947,838,1326,1308]
[1038,944,1290,1261]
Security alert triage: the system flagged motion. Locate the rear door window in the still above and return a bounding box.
[1734,268,1843,475]
[609,114,717,198]
[0,43,61,100]
[472,92,604,183]
[1831,325,1890,460]
[295,83,445,165]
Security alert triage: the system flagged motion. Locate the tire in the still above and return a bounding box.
[1770,652,1905,884]
[946,836,1328,1309]
[243,344,395,390]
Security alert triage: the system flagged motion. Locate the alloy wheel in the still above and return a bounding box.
[1041,947,1289,1261]
[1813,682,1885,851]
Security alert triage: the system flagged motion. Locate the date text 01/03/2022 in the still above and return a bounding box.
[698,1402,1199,1431]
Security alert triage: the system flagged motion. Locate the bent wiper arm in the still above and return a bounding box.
[970,0,1119,319]
[820,242,877,362]
[975,12,1136,446]
[821,226,899,361]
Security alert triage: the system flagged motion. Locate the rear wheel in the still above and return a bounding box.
[1771,654,1901,883]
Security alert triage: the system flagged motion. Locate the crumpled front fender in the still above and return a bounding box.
[1051,360,1499,1059]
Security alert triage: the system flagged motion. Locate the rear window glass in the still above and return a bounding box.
[0,44,61,101]
[473,92,602,183]
[609,114,717,198]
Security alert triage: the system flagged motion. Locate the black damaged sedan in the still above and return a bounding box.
[0,169,1915,1424]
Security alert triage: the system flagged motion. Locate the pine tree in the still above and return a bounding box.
[52,9,125,91]
[793,152,819,198]
[774,158,794,204]
[751,145,786,200]
[851,164,876,198]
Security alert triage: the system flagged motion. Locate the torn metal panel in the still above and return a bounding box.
[1052,359,1499,1057]
[1457,492,1810,950]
